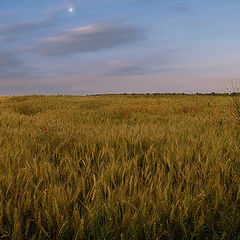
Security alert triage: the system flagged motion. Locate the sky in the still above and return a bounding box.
[0,0,240,95]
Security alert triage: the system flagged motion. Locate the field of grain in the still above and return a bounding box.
[0,94,240,240]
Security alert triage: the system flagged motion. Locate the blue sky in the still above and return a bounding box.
[0,0,239,95]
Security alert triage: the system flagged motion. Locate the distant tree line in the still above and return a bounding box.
[89,92,240,96]
[127,92,239,96]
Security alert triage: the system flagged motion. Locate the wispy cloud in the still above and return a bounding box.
[0,18,55,41]
[0,51,21,68]
[0,50,22,78]
[0,9,19,19]
[106,59,172,76]
[30,23,146,56]
[171,5,193,12]
[0,50,36,79]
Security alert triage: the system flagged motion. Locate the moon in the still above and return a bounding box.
[69,8,73,12]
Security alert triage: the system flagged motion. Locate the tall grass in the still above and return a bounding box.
[225,80,240,123]
[0,94,240,239]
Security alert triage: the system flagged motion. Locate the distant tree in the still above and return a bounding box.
[231,92,240,96]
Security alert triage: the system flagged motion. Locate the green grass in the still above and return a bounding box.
[0,94,240,239]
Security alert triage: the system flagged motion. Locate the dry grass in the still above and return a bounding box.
[0,94,240,239]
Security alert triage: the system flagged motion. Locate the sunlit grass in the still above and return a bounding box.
[0,94,240,239]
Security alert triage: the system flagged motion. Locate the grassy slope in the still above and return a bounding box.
[0,94,240,239]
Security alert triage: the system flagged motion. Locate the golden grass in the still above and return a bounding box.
[0,94,240,239]
[0,96,12,101]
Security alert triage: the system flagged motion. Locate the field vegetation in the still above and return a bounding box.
[0,94,240,239]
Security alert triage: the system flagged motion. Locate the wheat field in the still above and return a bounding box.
[0,94,240,240]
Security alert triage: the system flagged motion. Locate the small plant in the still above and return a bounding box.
[13,103,42,116]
